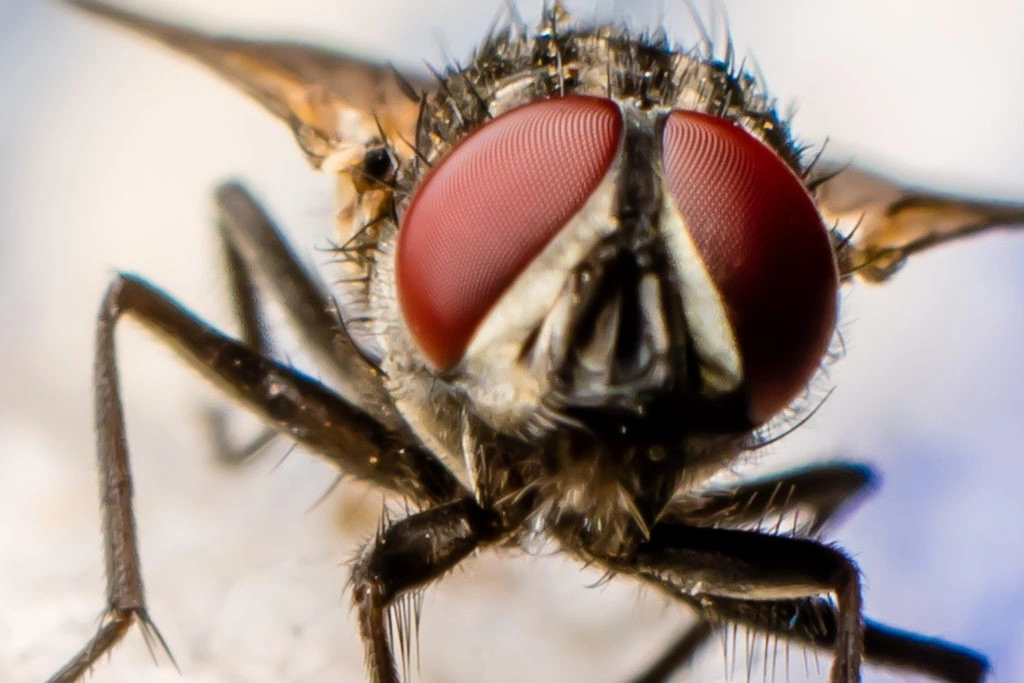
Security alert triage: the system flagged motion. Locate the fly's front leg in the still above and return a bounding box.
[213,182,389,399]
[617,525,864,683]
[631,462,877,683]
[351,497,506,683]
[859,618,986,683]
[646,463,984,682]
[673,595,988,683]
[217,184,271,357]
[668,461,877,536]
[208,182,403,463]
[49,273,465,683]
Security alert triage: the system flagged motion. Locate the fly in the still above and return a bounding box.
[42,2,1024,682]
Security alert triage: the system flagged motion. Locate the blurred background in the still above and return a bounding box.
[1,1,1022,681]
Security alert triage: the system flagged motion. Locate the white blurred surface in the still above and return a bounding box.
[1,1,1022,682]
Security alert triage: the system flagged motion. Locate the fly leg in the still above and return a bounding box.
[667,461,877,536]
[213,183,394,410]
[631,461,877,682]
[639,462,985,682]
[217,183,275,358]
[49,273,464,683]
[687,595,988,683]
[205,182,405,464]
[351,497,506,683]
[606,525,864,683]
[204,182,280,464]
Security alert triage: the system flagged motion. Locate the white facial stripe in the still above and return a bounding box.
[452,122,744,430]
[456,157,621,428]
[657,198,744,395]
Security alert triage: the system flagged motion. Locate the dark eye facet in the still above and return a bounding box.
[397,96,622,369]
[662,111,838,422]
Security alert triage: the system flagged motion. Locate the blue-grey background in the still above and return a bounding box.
[1,1,1022,681]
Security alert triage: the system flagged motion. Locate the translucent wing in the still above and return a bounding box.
[71,0,1024,285]
[813,162,1024,282]
[69,0,425,170]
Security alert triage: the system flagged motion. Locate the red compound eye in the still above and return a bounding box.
[662,111,838,423]
[397,96,622,369]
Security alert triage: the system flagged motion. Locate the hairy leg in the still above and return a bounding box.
[668,594,987,683]
[48,273,464,682]
[604,523,864,683]
[631,461,876,682]
[628,462,984,682]
[207,183,408,463]
[351,497,506,683]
